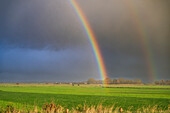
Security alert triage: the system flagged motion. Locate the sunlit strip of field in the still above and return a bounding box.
[0,85,169,112]
[0,83,170,89]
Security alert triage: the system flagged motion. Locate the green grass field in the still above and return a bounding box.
[0,84,170,111]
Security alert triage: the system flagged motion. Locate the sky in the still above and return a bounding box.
[0,0,169,83]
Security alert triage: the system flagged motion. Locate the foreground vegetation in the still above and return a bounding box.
[0,102,170,113]
[0,84,169,112]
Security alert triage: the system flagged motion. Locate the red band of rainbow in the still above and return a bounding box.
[69,0,107,83]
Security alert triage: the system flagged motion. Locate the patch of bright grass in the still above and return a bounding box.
[0,85,169,111]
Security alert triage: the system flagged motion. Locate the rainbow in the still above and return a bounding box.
[68,0,107,83]
[125,0,156,82]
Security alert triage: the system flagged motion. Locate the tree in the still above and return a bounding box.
[134,79,142,84]
[118,78,125,84]
[117,79,120,84]
[16,83,19,85]
[160,80,165,85]
[104,77,112,84]
[87,78,96,84]
[112,79,117,84]
[165,80,170,85]
[154,81,160,85]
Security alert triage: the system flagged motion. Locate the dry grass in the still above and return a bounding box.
[0,102,169,113]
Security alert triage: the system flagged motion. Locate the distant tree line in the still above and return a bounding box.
[87,78,142,84]
[154,80,170,85]
[39,79,170,85]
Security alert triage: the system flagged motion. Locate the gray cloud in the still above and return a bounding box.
[0,0,88,49]
[0,48,98,82]
[0,0,169,51]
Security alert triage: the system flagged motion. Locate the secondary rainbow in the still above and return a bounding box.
[68,0,107,82]
[125,0,156,82]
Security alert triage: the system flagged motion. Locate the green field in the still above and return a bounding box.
[0,84,170,111]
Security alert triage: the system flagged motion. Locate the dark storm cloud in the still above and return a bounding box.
[0,0,169,82]
[0,0,87,49]
[0,0,169,51]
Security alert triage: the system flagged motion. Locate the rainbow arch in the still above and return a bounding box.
[125,0,156,82]
[68,0,107,83]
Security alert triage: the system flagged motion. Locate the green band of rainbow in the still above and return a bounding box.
[69,0,107,82]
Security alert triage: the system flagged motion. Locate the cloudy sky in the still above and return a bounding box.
[0,0,169,82]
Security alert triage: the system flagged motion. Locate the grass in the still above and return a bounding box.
[0,102,169,113]
[0,84,169,112]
